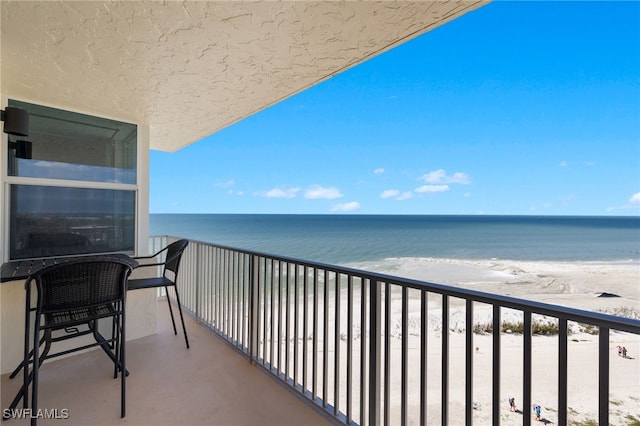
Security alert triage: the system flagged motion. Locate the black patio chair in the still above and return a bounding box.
[128,239,190,348]
[8,257,132,425]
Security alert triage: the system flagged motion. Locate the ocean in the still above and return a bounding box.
[149,214,640,265]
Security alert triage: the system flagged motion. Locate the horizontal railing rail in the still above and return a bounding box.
[149,235,640,426]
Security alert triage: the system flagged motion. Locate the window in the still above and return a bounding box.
[7,100,136,182]
[5,100,137,260]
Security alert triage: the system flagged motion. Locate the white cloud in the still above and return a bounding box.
[585,161,596,166]
[380,189,399,199]
[464,192,471,198]
[451,172,471,184]
[304,185,342,199]
[415,184,449,193]
[228,190,244,196]
[381,189,413,200]
[607,192,640,212]
[559,161,568,167]
[263,187,300,198]
[331,201,360,212]
[216,179,236,188]
[421,169,446,183]
[420,169,470,185]
[374,168,385,175]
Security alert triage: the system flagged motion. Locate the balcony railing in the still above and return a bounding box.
[150,236,640,426]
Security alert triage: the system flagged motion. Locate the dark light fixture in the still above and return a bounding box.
[8,140,33,159]
[1,106,30,136]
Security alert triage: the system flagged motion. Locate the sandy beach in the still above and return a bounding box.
[351,257,640,316]
[335,258,640,425]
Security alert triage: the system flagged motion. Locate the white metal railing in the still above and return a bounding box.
[151,236,640,426]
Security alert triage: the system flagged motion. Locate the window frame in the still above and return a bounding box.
[2,99,140,261]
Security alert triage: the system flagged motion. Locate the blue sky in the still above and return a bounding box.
[150,1,640,216]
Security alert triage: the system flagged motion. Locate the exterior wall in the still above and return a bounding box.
[0,98,156,374]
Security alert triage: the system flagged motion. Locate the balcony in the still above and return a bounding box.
[2,236,639,426]
[1,298,332,426]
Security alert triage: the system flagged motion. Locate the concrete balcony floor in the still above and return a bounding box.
[1,300,332,426]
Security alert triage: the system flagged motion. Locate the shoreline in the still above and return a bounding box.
[345,257,640,319]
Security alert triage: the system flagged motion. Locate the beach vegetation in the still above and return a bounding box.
[569,420,597,426]
[624,414,640,425]
[470,319,611,336]
[501,321,524,334]
[467,319,625,337]
[578,323,599,335]
[501,320,561,335]
[532,321,561,335]
[472,320,564,335]
[472,322,493,334]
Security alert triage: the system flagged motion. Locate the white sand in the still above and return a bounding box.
[337,258,640,424]
[350,257,640,317]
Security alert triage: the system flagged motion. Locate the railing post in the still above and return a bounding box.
[492,305,500,424]
[369,280,382,426]
[558,318,568,426]
[401,286,408,426]
[248,254,258,364]
[195,244,201,323]
[599,327,609,426]
[523,311,532,426]
[442,294,449,426]
[465,299,473,426]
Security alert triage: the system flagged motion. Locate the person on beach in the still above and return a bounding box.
[622,346,627,358]
[533,404,542,421]
[509,397,516,412]
[617,345,623,357]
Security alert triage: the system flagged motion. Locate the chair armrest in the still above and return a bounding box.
[132,246,169,259]
[132,255,157,260]
[132,242,184,269]
[132,262,165,268]
[133,251,182,265]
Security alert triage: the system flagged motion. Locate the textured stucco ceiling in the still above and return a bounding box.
[1,1,488,152]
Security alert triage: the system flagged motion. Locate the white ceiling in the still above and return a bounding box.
[1,1,488,152]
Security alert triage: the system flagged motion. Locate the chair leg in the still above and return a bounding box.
[6,330,52,415]
[89,318,128,377]
[30,317,41,426]
[172,285,190,349]
[120,311,126,418]
[164,286,178,335]
[5,369,34,417]
[113,315,120,379]
[9,335,46,379]
[22,297,31,411]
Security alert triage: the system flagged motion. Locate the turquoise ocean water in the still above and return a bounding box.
[150,214,640,265]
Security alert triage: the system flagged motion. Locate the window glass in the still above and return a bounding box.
[7,100,136,184]
[9,185,135,260]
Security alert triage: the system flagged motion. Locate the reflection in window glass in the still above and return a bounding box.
[10,185,135,260]
[7,100,136,184]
